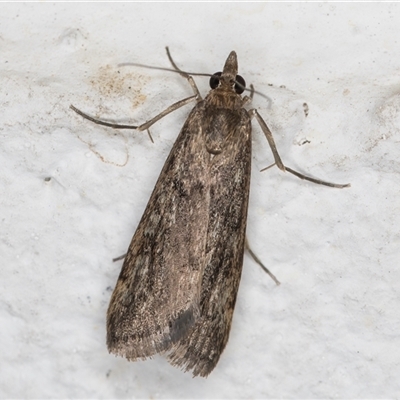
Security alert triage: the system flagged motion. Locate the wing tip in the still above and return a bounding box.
[106,304,200,361]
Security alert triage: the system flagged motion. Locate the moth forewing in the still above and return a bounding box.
[106,105,211,359]
[167,111,252,377]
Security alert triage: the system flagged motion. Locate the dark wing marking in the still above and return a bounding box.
[107,101,212,359]
[167,106,252,377]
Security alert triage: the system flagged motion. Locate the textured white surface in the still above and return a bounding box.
[1,3,399,398]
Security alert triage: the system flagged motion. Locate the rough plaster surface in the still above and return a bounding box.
[1,3,399,399]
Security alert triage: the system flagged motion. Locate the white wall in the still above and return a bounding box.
[1,3,399,398]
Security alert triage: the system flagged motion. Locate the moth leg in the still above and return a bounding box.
[249,109,350,188]
[146,129,154,143]
[112,253,126,262]
[242,96,252,107]
[249,109,286,171]
[245,238,280,286]
[136,95,198,131]
[261,163,350,188]
[70,94,197,132]
[248,84,255,100]
[241,85,255,108]
[243,83,255,105]
[165,47,202,99]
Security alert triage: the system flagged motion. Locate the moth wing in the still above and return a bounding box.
[167,108,252,377]
[107,103,211,359]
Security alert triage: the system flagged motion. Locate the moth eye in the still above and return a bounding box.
[234,75,246,94]
[209,72,222,89]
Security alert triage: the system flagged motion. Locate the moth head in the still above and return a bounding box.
[209,51,246,94]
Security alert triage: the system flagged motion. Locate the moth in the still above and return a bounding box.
[71,49,349,377]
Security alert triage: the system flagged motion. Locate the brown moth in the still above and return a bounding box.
[71,49,349,377]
